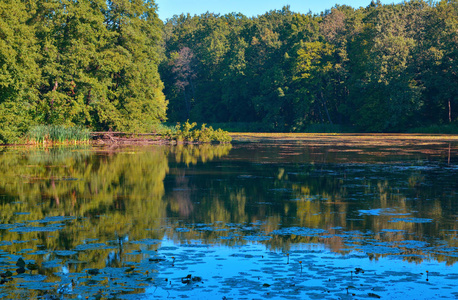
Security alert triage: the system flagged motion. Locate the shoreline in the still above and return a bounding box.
[2,132,458,147]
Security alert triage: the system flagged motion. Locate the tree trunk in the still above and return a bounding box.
[448,99,452,123]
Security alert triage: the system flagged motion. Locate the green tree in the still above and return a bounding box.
[1,0,167,144]
[102,0,167,131]
[347,3,423,131]
[33,0,111,126]
[420,0,458,125]
[159,0,455,133]
[292,41,335,128]
[0,0,40,143]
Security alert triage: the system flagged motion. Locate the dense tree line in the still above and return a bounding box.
[161,0,458,132]
[0,0,167,143]
[1,0,457,143]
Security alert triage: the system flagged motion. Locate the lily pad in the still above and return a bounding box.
[389,218,433,223]
[9,225,63,233]
[54,250,78,256]
[130,238,160,245]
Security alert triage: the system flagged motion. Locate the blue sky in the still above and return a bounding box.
[154,0,397,20]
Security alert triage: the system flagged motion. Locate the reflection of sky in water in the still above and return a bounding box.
[145,239,457,300]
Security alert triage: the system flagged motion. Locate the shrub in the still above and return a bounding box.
[162,121,232,143]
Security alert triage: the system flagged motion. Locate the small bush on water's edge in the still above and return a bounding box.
[162,121,232,143]
[27,125,90,144]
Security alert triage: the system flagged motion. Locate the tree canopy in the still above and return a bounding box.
[1,0,458,143]
[0,0,167,143]
[161,1,458,132]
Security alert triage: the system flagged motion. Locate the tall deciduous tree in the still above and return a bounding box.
[0,0,40,143]
[421,0,458,125]
[0,0,166,143]
[104,0,167,132]
[347,3,422,131]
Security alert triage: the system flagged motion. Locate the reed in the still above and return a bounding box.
[27,125,90,145]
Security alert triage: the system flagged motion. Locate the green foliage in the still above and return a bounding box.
[0,0,166,144]
[407,124,458,134]
[27,125,90,144]
[2,0,458,139]
[0,0,40,144]
[0,101,35,144]
[163,121,232,143]
[161,1,458,133]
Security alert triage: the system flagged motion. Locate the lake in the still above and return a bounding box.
[0,134,457,299]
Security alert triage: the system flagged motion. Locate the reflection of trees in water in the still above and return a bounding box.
[171,143,232,165]
[163,162,457,264]
[105,235,128,268]
[169,172,194,217]
[0,144,456,271]
[0,144,232,273]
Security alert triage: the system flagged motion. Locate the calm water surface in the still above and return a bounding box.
[0,135,457,299]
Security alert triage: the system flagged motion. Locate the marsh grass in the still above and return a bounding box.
[27,125,90,145]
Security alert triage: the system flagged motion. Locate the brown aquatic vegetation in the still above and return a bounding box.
[231,133,458,146]
[91,132,168,146]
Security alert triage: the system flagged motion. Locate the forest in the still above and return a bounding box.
[1,0,458,143]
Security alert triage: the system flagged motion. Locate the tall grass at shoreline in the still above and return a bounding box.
[27,125,90,144]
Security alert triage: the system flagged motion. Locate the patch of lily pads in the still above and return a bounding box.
[0,232,456,299]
